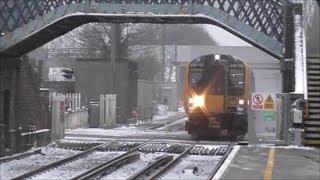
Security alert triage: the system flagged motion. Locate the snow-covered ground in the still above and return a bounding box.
[66,127,189,140]
[31,151,124,179]
[157,117,187,131]
[0,147,80,179]
[66,111,189,140]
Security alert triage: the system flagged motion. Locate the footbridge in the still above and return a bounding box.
[1,0,291,59]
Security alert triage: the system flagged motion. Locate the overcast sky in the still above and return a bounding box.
[204,24,251,46]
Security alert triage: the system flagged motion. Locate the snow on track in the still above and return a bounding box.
[101,152,178,179]
[30,151,124,180]
[161,155,222,179]
[0,147,80,179]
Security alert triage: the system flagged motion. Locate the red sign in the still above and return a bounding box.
[252,94,264,110]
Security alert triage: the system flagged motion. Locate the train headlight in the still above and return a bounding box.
[189,95,205,108]
[238,99,244,105]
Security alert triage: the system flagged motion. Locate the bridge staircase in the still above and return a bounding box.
[305,56,320,146]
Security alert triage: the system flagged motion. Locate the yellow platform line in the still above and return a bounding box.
[264,148,276,180]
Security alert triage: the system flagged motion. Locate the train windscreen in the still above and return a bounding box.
[228,65,245,95]
[189,61,225,94]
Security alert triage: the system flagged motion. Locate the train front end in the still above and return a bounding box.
[184,54,250,138]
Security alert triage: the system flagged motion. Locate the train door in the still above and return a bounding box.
[206,64,225,113]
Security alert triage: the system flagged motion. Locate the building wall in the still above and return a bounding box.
[42,81,75,93]
[75,59,137,123]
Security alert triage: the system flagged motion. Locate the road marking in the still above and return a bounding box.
[264,148,276,180]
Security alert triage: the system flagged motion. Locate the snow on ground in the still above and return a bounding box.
[31,151,125,180]
[113,111,183,131]
[157,117,187,131]
[192,145,227,151]
[102,152,178,179]
[152,111,176,122]
[248,144,317,150]
[66,127,188,139]
[62,136,116,143]
[161,155,222,180]
[0,147,80,179]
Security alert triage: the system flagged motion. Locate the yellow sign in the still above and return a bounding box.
[264,95,274,110]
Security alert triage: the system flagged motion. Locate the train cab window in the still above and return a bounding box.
[228,67,245,95]
[208,67,225,95]
[189,68,209,93]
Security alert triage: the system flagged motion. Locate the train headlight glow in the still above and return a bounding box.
[238,99,244,105]
[189,95,205,107]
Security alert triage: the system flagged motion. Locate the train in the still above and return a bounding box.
[183,54,252,138]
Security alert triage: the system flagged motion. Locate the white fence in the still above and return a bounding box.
[65,93,81,111]
[49,93,81,112]
[100,94,117,128]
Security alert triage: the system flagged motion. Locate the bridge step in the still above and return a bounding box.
[305,57,320,146]
[305,133,320,138]
[304,120,320,125]
[308,92,320,96]
[307,86,320,91]
[308,81,320,85]
[307,58,320,63]
[305,127,320,132]
[307,64,320,68]
[305,140,320,146]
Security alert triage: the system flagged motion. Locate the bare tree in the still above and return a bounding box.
[49,23,218,80]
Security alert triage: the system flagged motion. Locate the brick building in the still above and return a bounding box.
[0,57,50,156]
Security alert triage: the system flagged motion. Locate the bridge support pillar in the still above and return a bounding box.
[281,59,294,93]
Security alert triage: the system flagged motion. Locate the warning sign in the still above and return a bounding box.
[252,94,264,110]
[251,93,276,110]
[264,95,275,110]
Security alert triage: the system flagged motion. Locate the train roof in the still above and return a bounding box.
[190,54,247,65]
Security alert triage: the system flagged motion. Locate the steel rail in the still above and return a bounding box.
[128,155,174,180]
[0,149,41,163]
[147,143,196,180]
[71,139,151,180]
[12,140,117,180]
[71,153,140,180]
[206,143,235,180]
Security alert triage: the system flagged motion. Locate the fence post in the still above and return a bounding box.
[99,94,104,127]
[110,94,116,127]
[51,94,65,140]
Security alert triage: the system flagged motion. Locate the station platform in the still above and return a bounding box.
[221,145,320,179]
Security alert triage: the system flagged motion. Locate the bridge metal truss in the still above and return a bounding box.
[162,45,177,82]
[0,0,291,59]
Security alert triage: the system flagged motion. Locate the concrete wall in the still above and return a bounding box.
[137,80,178,111]
[137,79,158,108]
[42,81,75,93]
[75,59,137,123]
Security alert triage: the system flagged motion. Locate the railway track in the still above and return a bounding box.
[149,116,187,131]
[2,139,235,180]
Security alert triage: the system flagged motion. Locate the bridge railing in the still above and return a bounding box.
[1,0,288,43]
